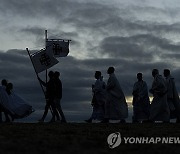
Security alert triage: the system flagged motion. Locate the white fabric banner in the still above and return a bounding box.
[31,49,59,73]
[46,40,69,57]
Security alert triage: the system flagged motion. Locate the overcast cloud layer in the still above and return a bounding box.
[0,0,179,122]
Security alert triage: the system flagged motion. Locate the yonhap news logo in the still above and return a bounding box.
[107,132,121,148]
[107,132,180,148]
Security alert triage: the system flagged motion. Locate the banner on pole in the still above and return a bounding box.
[31,49,59,73]
[46,40,69,57]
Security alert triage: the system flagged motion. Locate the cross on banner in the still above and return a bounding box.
[46,40,69,57]
[39,53,51,66]
[31,49,59,73]
[53,43,63,56]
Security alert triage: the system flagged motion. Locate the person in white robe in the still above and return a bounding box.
[0,82,33,120]
[132,73,150,123]
[149,69,170,122]
[164,69,180,122]
[85,71,106,123]
[103,67,128,123]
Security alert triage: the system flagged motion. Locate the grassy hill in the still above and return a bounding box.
[0,123,180,153]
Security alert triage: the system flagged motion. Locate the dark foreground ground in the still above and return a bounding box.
[0,123,180,154]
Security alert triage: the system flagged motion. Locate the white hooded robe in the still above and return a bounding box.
[149,75,170,122]
[105,73,128,120]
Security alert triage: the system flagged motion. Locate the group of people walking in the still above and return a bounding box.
[0,67,179,124]
[38,71,66,123]
[86,67,180,123]
[0,70,67,123]
[85,67,128,123]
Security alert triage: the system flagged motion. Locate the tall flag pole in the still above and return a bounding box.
[26,30,70,98]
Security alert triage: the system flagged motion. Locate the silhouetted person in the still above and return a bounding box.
[38,71,60,122]
[0,79,7,122]
[6,83,13,95]
[102,67,128,123]
[0,79,7,123]
[132,73,150,123]
[1,79,11,122]
[54,71,66,123]
[149,69,170,123]
[85,71,106,123]
[164,69,180,123]
[1,79,7,87]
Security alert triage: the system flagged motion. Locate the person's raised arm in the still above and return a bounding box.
[37,76,46,87]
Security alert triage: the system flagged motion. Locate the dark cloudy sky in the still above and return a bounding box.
[0,0,180,122]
